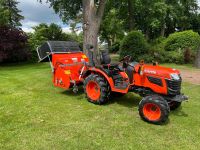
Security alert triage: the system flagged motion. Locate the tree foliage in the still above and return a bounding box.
[164,30,200,52]
[100,9,124,48]
[102,0,200,41]
[44,0,82,22]
[0,0,27,63]
[0,26,28,63]
[28,23,83,60]
[0,0,24,27]
[120,31,149,61]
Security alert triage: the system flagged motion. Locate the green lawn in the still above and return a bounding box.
[0,63,200,150]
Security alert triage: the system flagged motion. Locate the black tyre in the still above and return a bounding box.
[83,74,110,105]
[168,101,182,110]
[139,95,170,124]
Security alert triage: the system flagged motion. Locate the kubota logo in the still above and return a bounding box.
[144,70,157,74]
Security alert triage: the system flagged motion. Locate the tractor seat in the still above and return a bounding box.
[101,51,120,69]
[101,51,111,65]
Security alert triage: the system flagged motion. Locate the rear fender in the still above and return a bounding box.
[85,68,128,93]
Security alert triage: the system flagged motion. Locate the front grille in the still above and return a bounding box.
[166,79,181,95]
[147,76,163,86]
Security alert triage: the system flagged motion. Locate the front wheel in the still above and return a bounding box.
[139,95,170,124]
[84,74,110,105]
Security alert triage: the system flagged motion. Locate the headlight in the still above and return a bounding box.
[170,73,180,80]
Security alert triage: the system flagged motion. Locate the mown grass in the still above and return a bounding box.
[0,63,200,150]
[162,63,200,71]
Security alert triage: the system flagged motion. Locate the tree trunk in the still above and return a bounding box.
[160,22,165,37]
[194,46,200,68]
[107,37,112,48]
[82,0,106,65]
[128,0,134,31]
[145,28,150,40]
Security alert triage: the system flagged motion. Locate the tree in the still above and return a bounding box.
[100,9,124,48]
[42,0,107,64]
[105,0,135,31]
[0,26,28,63]
[0,0,24,27]
[30,23,78,43]
[28,23,82,60]
[47,23,63,40]
[107,0,199,39]
[177,0,199,31]
[120,31,149,61]
[0,0,9,26]
[127,0,135,30]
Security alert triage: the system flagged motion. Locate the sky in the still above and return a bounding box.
[18,0,71,33]
[18,0,200,33]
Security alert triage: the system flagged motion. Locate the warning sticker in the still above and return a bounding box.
[64,70,71,75]
[82,55,87,59]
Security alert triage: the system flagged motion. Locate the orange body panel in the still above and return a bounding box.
[132,64,180,95]
[52,52,89,89]
[87,68,129,93]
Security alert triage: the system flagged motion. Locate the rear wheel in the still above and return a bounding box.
[168,101,182,110]
[84,74,110,105]
[139,95,170,124]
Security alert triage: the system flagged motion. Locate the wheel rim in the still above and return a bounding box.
[143,103,161,121]
[86,81,101,101]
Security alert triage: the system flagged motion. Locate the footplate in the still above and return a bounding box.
[170,94,189,102]
[114,81,129,89]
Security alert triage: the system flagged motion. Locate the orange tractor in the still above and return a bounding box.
[37,41,188,124]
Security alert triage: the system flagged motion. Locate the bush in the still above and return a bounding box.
[0,26,29,63]
[164,50,184,64]
[151,31,200,64]
[109,41,120,53]
[120,31,149,61]
[165,30,200,52]
[150,37,166,63]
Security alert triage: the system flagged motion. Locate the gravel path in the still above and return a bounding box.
[180,69,200,85]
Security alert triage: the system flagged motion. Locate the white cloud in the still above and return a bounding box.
[21,27,34,33]
[62,27,72,33]
[22,20,39,27]
[18,0,65,32]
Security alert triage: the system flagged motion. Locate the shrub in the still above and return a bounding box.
[109,41,120,53]
[151,31,200,64]
[164,30,200,52]
[138,54,155,63]
[0,26,29,63]
[150,37,166,63]
[120,31,149,61]
[164,50,184,64]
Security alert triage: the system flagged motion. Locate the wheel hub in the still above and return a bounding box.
[86,81,101,101]
[143,103,161,121]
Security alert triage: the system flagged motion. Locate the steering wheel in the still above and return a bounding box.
[120,55,132,63]
[119,55,132,68]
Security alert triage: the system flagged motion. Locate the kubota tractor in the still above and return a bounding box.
[37,41,188,124]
